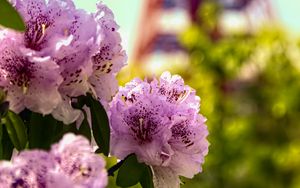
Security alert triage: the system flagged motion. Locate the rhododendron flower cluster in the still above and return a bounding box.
[110,72,209,188]
[0,0,126,124]
[0,0,210,187]
[0,134,107,188]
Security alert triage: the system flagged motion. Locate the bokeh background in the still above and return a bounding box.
[75,0,300,187]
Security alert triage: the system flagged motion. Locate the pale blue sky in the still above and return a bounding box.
[73,0,300,59]
[273,0,300,33]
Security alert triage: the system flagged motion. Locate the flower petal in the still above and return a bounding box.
[152,167,180,188]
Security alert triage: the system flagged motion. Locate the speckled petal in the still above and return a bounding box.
[89,3,127,103]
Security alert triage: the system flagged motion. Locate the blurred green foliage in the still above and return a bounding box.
[179,1,300,188]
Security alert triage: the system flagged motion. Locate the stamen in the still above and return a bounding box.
[139,118,145,140]
[41,24,46,35]
[80,166,91,177]
[36,24,48,44]
[139,118,144,128]
[22,84,28,94]
[177,88,191,104]
[64,28,69,36]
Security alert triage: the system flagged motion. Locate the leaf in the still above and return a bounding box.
[78,111,91,141]
[0,101,9,119]
[28,113,58,149]
[0,0,25,31]
[19,109,32,127]
[140,166,154,188]
[116,154,149,187]
[3,110,27,150]
[0,125,14,160]
[0,125,3,158]
[50,122,67,143]
[86,94,110,156]
[0,89,5,103]
[50,121,79,143]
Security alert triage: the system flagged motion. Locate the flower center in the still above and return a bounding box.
[126,113,160,144]
[24,15,51,51]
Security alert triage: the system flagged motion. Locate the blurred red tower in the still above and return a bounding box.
[132,0,273,65]
[132,0,201,63]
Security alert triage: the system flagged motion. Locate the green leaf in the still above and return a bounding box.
[50,122,67,143]
[86,94,110,156]
[116,154,149,187]
[51,121,79,143]
[78,111,91,141]
[3,110,27,150]
[0,125,3,158]
[0,125,14,160]
[140,166,154,188]
[0,0,25,31]
[0,101,9,119]
[0,89,6,104]
[28,113,58,150]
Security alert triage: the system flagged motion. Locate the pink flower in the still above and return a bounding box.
[110,72,209,187]
[51,134,108,188]
[1,0,127,123]
[0,134,108,188]
[0,35,62,114]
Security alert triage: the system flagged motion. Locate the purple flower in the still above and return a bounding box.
[12,0,76,51]
[89,3,127,107]
[11,0,99,123]
[51,134,108,188]
[0,133,108,188]
[1,0,126,123]
[110,72,209,187]
[0,151,57,188]
[0,0,87,118]
[50,6,100,124]
[0,34,62,114]
[0,162,34,188]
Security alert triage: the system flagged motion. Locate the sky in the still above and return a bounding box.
[273,0,300,33]
[73,0,300,59]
